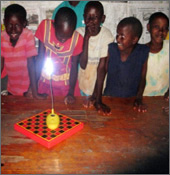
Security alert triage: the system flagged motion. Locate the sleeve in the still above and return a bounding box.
[35,19,46,43]
[100,28,114,58]
[76,27,85,37]
[72,33,84,56]
[25,29,37,58]
[52,2,65,19]
[141,44,150,64]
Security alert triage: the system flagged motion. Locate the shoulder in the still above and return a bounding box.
[74,31,84,45]
[21,28,35,39]
[163,40,169,49]
[37,19,53,31]
[101,26,113,36]
[76,27,85,37]
[23,28,33,34]
[136,43,150,53]
[40,19,52,26]
[101,26,114,41]
[135,44,149,63]
[1,31,9,44]
[108,42,118,52]
[1,30,7,38]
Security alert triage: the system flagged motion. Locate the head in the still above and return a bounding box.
[147,12,169,44]
[4,4,27,44]
[116,17,143,52]
[54,7,77,43]
[69,1,80,7]
[84,1,105,36]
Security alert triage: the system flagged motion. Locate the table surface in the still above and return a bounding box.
[1,96,169,174]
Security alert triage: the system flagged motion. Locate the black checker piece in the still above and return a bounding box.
[34,131,39,134]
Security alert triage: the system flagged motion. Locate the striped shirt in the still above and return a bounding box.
[1,28,37,95]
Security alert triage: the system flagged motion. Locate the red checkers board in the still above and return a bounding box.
[14,109,84,148]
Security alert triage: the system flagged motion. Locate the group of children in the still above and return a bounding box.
[1,2,169,115]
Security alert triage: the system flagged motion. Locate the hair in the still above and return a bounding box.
[84,1,104,17]
[118,17,143,39]
[4,4,27,24]
[148,12,169,26]
[54,7,77,30]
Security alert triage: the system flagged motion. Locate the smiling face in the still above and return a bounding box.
[116,24,138,53]
[84,6,105,36]
[4,14,25,44]
[54,20,74,43]
[147,16,169,44]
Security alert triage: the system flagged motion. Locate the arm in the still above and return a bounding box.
[64,54,80,104]
[93,56,111,114]
[134,59,148,112]
[26,40,46,99]
[79,26,93,69]
[35,40,46,82]
[27,56,38,97]
[27,55,46,99]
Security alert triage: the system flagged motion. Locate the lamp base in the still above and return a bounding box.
[46,109,60,130]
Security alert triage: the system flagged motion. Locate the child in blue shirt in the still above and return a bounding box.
[104,17,149,113]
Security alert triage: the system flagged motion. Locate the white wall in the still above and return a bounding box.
[1,1,169,44]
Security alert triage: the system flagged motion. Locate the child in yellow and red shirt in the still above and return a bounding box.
[35,7,83,104]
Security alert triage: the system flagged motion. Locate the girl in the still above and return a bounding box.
[1,4,43,99]
[144,12,169,97]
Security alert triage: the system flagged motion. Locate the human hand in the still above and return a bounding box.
[162,106,169,116]
[83,96,96,108]
[84,25,93,40]
[94,102,111,116]
[133,98,147,113]
[64,95,76,105]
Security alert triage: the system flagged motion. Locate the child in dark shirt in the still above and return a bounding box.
[104,17,150,112]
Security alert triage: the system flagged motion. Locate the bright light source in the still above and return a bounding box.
[44,57,54,76]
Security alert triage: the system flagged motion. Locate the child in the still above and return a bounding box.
[35,7,83,104]
[1,4,43,99]
[76,1,114,115]
[143,12,169,97]
[52,1,88,29]
[104,17,150,112]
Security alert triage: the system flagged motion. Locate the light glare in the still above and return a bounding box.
[44,57,53,76]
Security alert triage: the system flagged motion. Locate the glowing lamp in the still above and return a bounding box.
[45,57,60,130]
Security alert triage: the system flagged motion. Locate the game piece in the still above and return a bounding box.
[46,109,60,130]
[14,109,84,148]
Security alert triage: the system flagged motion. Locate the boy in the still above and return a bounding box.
[104,17,150,112]
[77,1,114,114]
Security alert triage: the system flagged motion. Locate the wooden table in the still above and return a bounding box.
[1,96,169,174]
